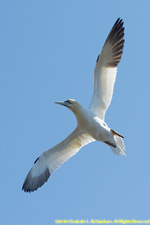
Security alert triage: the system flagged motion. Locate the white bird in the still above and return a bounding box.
[22,18,125,192]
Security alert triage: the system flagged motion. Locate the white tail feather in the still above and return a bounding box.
[110,135,126,156]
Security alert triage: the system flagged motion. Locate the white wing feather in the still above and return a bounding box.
[22,128,94,192]
[89,18,125,120]
[44,128,94,174]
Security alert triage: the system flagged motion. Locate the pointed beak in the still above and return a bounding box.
[55,101,66,106]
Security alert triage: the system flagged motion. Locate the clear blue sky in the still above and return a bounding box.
[1,0,150,224]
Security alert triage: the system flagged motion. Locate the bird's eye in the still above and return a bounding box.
[65,100,72,104]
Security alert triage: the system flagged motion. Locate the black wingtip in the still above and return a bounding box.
[22,168,50,193]
[106,18,125,67]
[96,18,125,66]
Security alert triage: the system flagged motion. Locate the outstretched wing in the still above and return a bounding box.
[22,128,94,192]
[89,18,125,120]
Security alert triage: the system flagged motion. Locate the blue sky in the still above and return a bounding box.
[1,0,150,224]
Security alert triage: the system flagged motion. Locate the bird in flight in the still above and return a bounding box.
[22,18,125,192]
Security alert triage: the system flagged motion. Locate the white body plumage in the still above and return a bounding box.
[22,18,126,192]
[71,103,115,145]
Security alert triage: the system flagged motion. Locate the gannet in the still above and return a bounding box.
[22,18,125,192]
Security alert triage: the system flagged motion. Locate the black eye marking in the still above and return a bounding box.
[65,100,72,104]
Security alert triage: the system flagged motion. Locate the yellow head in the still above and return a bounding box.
[55,99,81,114]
